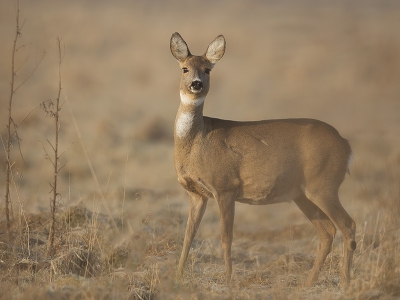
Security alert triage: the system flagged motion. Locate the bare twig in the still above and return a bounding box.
[4,0,21,242]
[4,0,44,242]
[13,51,45,94]
[58,141,74,158]
[47,138,56,152]
[39,140,55,166]
[14,52,30,73]
[10,103,40,136]
[47,37,63,258]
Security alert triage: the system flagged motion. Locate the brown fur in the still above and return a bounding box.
[171,32,356,287]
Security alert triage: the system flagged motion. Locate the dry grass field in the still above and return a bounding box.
[1,0,400,299]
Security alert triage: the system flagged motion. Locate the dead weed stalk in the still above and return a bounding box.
[40,37,65,258]
[3,0,43,242]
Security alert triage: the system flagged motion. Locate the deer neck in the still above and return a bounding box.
[174,92,206,146]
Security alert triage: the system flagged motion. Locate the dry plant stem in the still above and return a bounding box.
[47,37,63,258]
[4,0,43,243]
[4,0,21,242]
[10,104,40,138]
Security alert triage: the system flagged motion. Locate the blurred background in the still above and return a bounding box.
[0,0,399,212]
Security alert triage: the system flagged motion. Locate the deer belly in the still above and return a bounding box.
[236,184,300,205]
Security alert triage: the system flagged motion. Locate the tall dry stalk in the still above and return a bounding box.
[4,0,21,242]
[4,0,44,242]
[44,37,64,257]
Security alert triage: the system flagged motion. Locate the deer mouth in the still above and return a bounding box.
[190,80,203,93]
[190,87,203,93]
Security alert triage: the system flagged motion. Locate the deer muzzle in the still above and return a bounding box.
[190,80,203,93]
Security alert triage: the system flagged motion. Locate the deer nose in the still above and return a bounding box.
[190,80,203,91]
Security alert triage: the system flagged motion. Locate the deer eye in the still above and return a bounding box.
[182,68,189,73]
[205,69,211,75]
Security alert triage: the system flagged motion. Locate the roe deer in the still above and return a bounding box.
[170,32,356,287]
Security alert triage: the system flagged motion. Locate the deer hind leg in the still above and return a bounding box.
[306,190,356,288]
[216,196,235,285]
[294,193,337,287]
[176,192,208,279]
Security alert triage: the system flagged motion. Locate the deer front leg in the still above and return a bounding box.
[217,196,235,285]
[176,192,208,279]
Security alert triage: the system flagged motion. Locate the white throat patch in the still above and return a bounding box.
[176,112,194,138]
[180,92,205,106]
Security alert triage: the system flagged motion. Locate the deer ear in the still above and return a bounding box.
[205,35,225,64]
[170,32,191,62]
